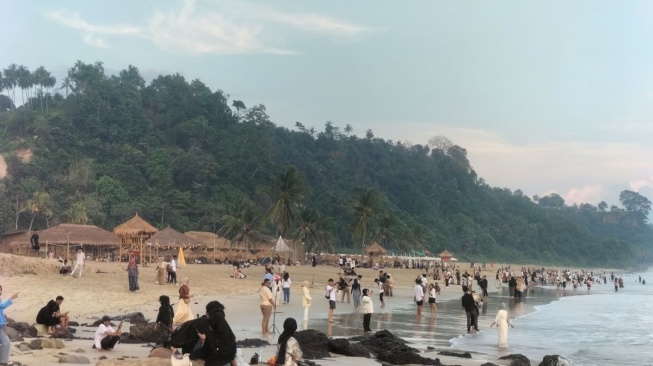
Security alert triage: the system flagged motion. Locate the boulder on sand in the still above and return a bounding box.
[349,329,416,357]
[327,338,370,358]
[122,323,157,343]
[499,354,531,366]
[293,329,331,359]
[538,355,571,366]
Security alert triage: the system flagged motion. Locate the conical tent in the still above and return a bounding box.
[177,246,186,267]
[274,236,292,252]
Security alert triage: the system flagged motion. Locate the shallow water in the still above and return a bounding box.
[310,271,653,365]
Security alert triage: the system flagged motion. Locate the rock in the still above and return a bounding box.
[69,321,80,326]
[5,317,15,327]
[96,359,173,366]
[92,312,147,326]
[438,350,472,358]
[377,350,443,365]
[17,344,31,351]
[123,323,157,343]
[480,363,499,366]
[499,354,531,366]
[4,326,23,341]
[50,328,75,339]
[29,339,43,349]
[74,348,86,353]
[58,355,90,364]
[294,329,331,359]
[539,355,571,366]
[42,338,66,349]
[236,338,271,348]
[327,338,371,358]
[11,321,38,337]
[350,329,416,357]
[149,347,173,358]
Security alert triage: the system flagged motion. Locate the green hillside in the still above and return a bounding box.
[0,61,651,267]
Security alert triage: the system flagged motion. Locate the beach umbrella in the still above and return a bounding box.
[178,246,186,267]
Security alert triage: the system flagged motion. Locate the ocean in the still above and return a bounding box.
[314,271,653,365]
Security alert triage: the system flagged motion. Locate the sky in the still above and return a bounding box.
[2,0,653,207]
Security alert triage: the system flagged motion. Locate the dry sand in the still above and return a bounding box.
[1,254,529,366]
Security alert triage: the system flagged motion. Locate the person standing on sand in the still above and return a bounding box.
[361,288,374,332]
[414,279,424,317]
[374,278,385,308]
[72,248,85,277]
[30,229,40,254]
[351,278,361,309]
[326,279,337,323]
[154,295,174,349]
[427,284,437,316]
[0,286,18,366]
[259,278,275,335]
[282,272,292,304]
[461,286,478,333]
[155,257,166,285]
[490,302,514,348]
[127,256,139,292]
[168,255,178,284]
[173,277,194,325]
[301,281,312,321]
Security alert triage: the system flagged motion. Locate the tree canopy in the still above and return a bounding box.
[1,61,652,267]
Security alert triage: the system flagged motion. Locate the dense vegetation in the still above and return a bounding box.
[1,61,651,267]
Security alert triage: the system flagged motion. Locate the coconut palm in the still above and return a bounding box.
[3,64,18,108]
[217,198,264,253]
[264,167,310,238]
[44,75,56,113]
[24,191,54,232]
[16,65,31,109]
[66,202,88,224]
[372,214,396,249]
[292,208,335,254]
[351,187,384,255]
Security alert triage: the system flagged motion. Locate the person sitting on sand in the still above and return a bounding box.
[36,295,69,334]
[94,315,122,351]
[195,301,237,366]
[275,318,303,366]
[59,259,72,275]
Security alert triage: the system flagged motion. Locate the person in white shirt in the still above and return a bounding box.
[168,255,177,284]
[94,316,121,351]
[414,279,424,317]
[73,249,85,277]
[374,279,385,308]
[427,284,437,316]
[361,288,374,332]
[282,272,292,304]
[326,279,336,323]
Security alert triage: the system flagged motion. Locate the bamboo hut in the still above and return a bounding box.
[148,227,201,263]
[366,242,387,256]
[113,214,159,264]
[1,224,120,260]
[185,231,233,262]
[439,249,453,262]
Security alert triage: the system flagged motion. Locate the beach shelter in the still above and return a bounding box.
[177,246,186,267]
[113,214,159,264]
[439,249,453,262]
[274,236,292,252]
[366,242,387,256]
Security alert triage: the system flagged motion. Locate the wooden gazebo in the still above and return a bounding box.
[439,249,453,262]
[366,242,387,256]
[113,214,159,264]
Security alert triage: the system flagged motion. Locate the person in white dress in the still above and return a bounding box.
[490,302,514,348]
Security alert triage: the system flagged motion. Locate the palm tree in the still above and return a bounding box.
[372,214,396,249]
[292,208,337,254]
[60,75,72,97]
[66,202,88,224]
[217,198,264,253]
[264,167,309,238]
[17,65,31,109]
[351,187,384,255]
[24,191,54,232]
[3,64,18,108]
[44,75,56,113]
[33,66,48,112]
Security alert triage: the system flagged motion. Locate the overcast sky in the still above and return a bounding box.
[2,0,653,206]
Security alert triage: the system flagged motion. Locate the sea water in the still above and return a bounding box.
[313,271,653,365]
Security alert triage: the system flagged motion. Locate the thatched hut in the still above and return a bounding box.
[0,224,120,260]
[113,214,159,263]
[439,249,453,262]
[147,227,202,263]
[366,242,387,256]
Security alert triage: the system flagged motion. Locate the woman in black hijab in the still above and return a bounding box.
[154,295,174,349]
[276,317,303,366]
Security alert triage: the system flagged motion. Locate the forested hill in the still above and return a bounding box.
[0,61,651,267]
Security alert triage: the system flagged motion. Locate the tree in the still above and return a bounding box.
[232,100,246,116]
[264,167,309,238]
[619,190,652,224]
[427,135,453,153]
[44,74,56,113]
[351,187,384,255]
[538,193,565,209]
[598,201,608,212]
[24,191,54,232]
[372,214,396,249]
[2,64,18,108]
[17,65,31,109]
[291,208,334,254]
[217,198,264,253]
[65,202,88,224]
[60,75,72,97]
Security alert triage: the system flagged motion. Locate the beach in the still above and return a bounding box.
[0,254,612,366]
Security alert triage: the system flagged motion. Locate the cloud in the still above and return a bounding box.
[563,185,604,205]
[630,179,653,192]
[45,10,144,48]
[44,0,373,54]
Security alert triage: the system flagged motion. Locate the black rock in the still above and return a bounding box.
[11,322,38,338]
[539,355,571,366]
[69,321,80,326]
[499,354,531,366]
[123,323,157,343]
[327,338,370,358]
[349,329,416,357]
[92,312,147,326]
[480,363,499,366]
[4,326,23,342]
[29,339,43,349]
[50,328,75,339]
[294,329,331,359]
[5,317,15,327]
[377,350,443,365]
[236,338,271,348]
[438,350,472,358]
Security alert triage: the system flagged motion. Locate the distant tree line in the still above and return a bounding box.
[0,61,652,267]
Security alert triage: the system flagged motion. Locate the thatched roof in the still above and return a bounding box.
[366,242,387,255]
[150,227,200,247]
[113,214,158,237]
[3,224,120,246]
[439,249,453,258]
[184,231,232,249]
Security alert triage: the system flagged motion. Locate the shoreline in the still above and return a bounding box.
[1,255,615,365]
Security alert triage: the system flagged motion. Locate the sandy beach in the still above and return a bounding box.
[0,254,553,366]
